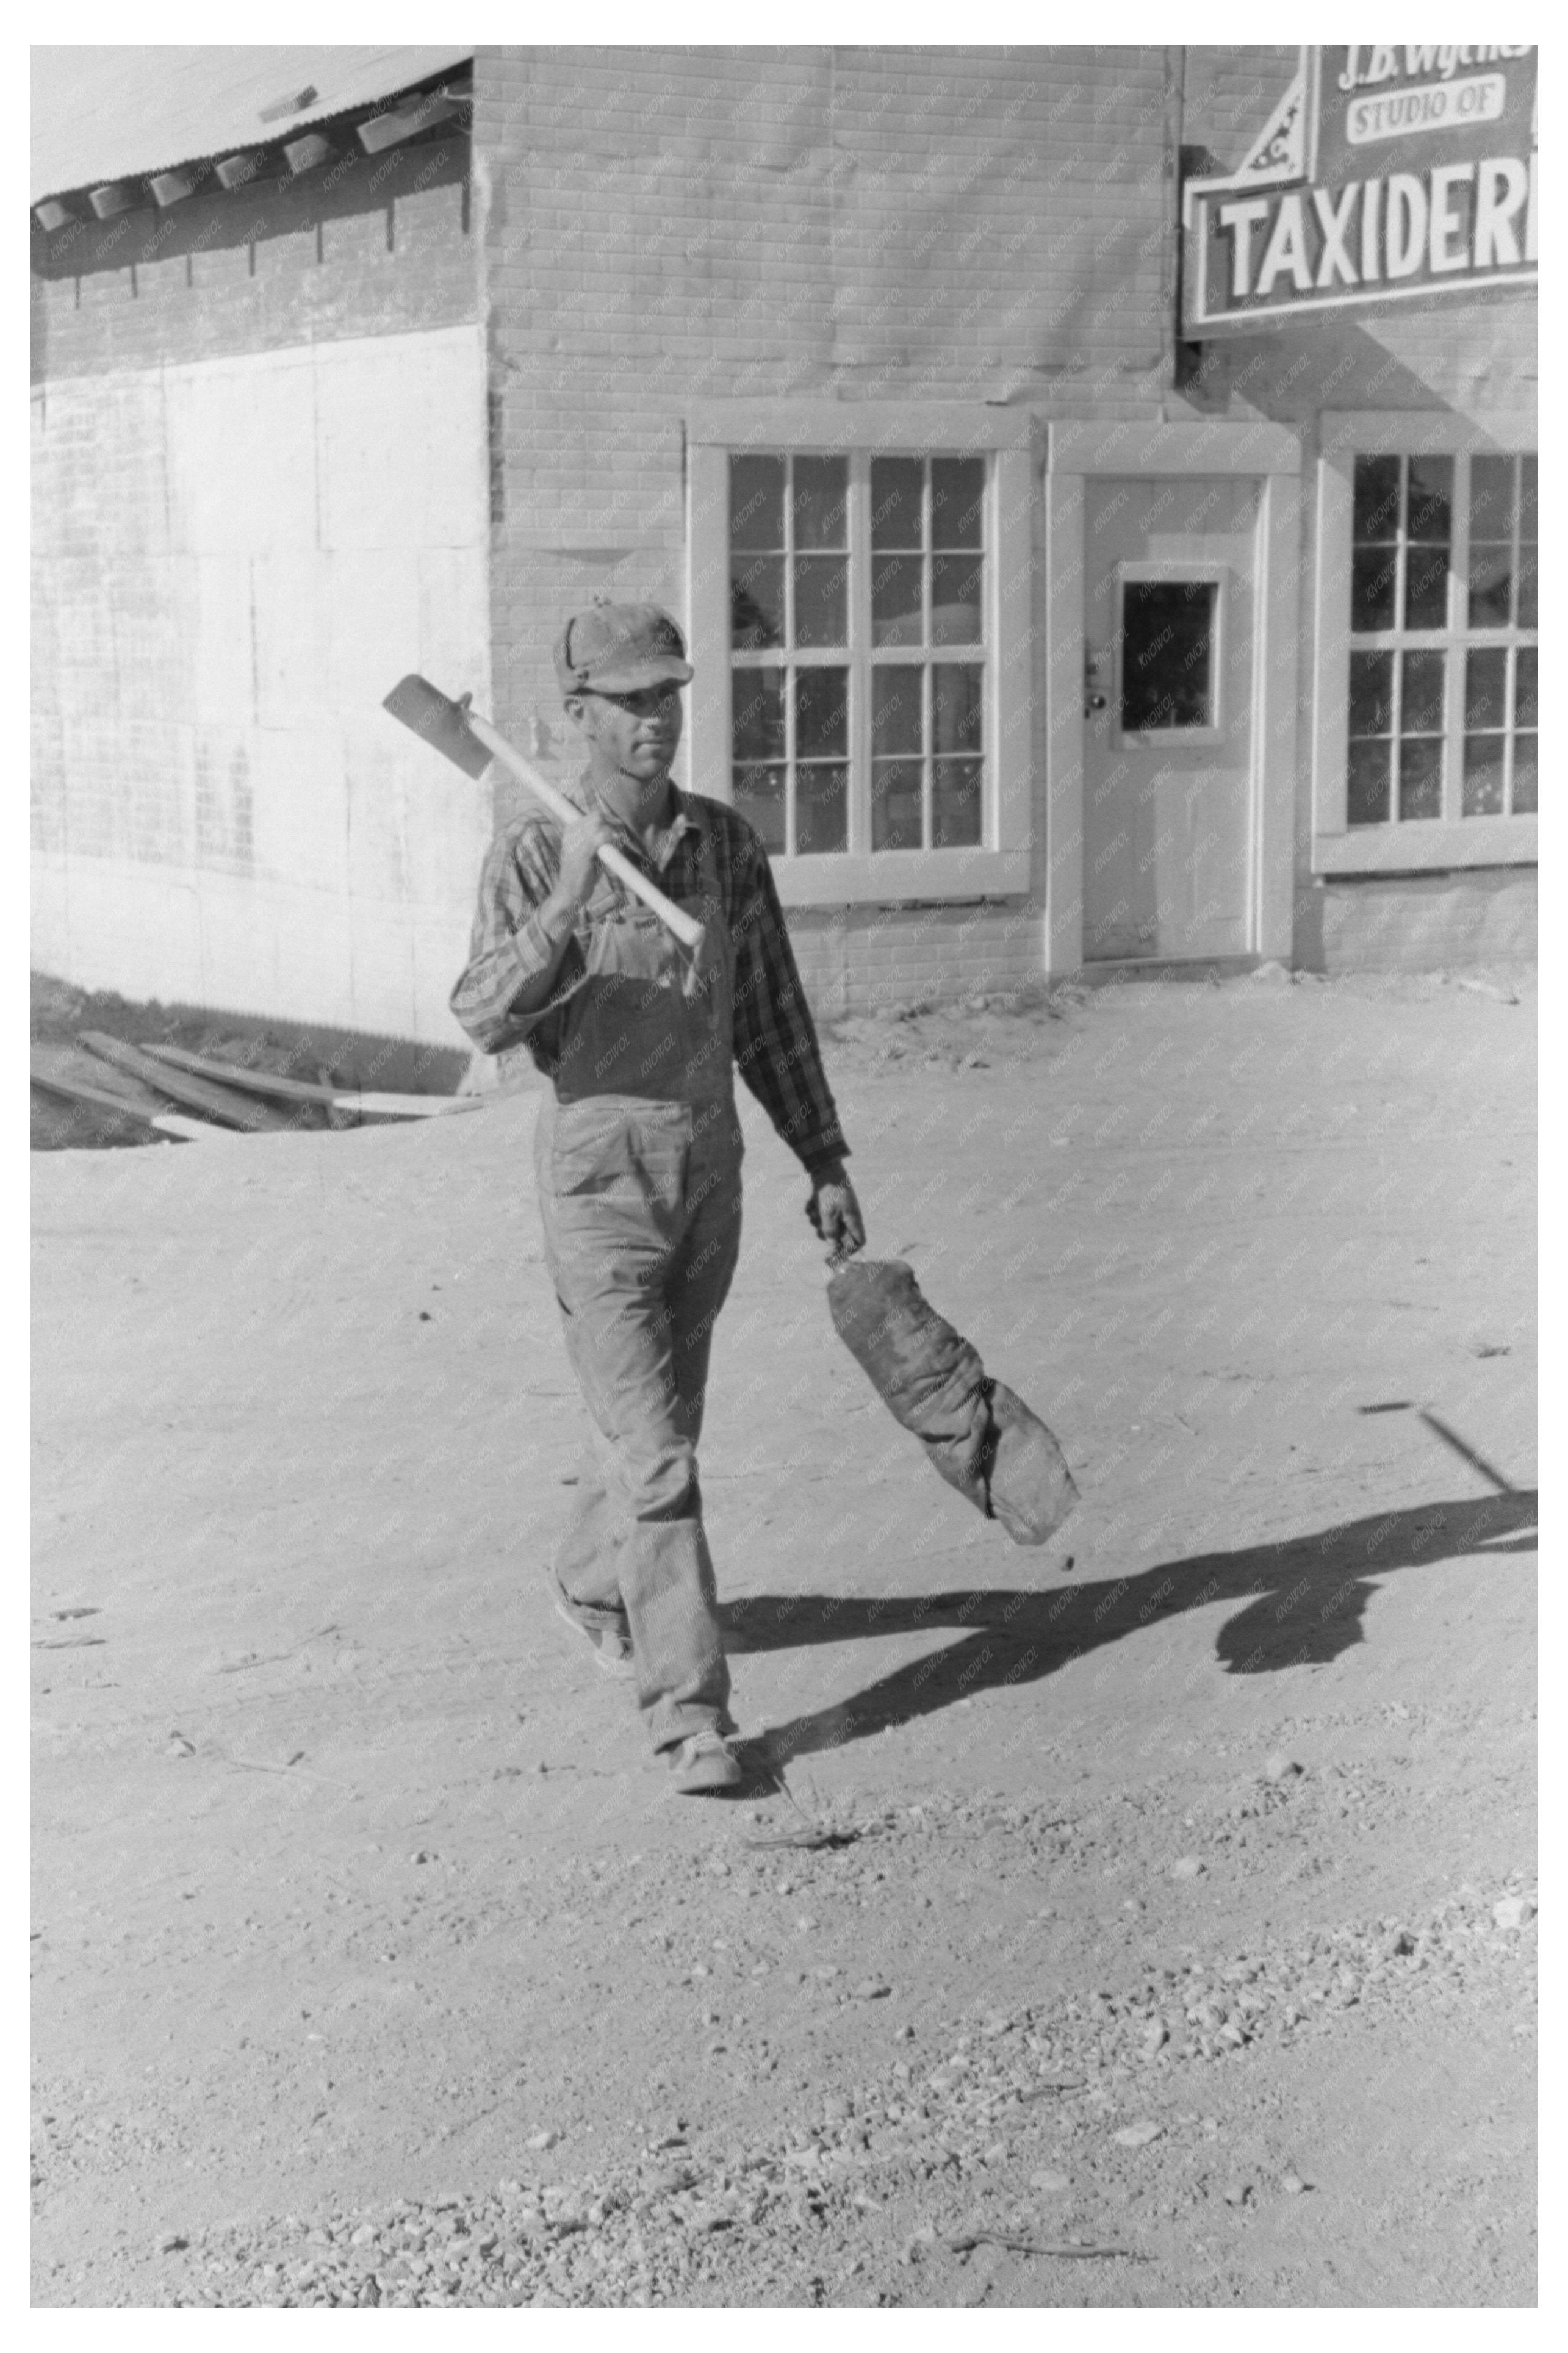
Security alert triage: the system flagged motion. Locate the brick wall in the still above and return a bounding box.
[476,44,1176,1010]
[31,135,476,381]
[1299,869,1537,972]
[1176,45,1537,977]
[478,44,1534,1011]
[1198,296,1538,979]
[1178,286,1537,425]
[1182,45,1298,170]
[785,899,1049,1021]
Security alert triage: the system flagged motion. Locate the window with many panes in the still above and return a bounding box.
[728,451,988,857]
[1347,451,1537,826]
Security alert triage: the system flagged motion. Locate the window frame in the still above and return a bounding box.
[1312,411,1537,874]
[1113,560,1233,751]
[687,401,1033,907]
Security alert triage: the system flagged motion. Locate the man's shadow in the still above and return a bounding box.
[721,1490,1536,1766]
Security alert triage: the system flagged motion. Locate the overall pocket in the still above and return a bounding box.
[545,1097,688,1198]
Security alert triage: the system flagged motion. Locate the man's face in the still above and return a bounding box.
[569,680,684,783]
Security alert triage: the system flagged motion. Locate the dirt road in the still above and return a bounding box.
[31,970,1537,2307]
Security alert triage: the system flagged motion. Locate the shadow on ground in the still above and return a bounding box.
[723,1491,1537,1766]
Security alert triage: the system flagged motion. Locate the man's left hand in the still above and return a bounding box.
[807,1163,866,1264]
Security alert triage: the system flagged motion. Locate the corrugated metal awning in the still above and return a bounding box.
[31,45,474,204]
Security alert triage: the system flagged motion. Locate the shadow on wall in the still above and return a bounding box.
[724,1487,1536,1764]
[29,124,471,386]
[1177,298,1537,426]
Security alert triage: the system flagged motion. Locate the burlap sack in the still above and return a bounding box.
[825,1257,1077,1547]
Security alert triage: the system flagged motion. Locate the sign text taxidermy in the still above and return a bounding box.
[1182,45,1536,332]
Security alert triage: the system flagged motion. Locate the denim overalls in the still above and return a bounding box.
[532,810,744,1750]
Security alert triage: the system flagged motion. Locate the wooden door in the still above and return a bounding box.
[1081,476,1261,961]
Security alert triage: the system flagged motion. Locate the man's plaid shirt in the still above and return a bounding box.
[450,785,849,1178]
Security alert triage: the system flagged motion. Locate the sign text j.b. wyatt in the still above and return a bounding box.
[1182,45,1536,332]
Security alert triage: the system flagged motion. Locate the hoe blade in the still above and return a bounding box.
[381,673,494,781]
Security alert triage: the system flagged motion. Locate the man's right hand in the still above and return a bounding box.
[555,810,616,909]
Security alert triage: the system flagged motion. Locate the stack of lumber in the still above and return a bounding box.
[29,1035,482,1146]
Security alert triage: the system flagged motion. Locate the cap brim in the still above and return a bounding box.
[583,658,694,691]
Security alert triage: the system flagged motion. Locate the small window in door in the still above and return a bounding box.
[1120,580,1218,732]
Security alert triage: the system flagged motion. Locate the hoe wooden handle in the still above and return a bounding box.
[464,711,705,954]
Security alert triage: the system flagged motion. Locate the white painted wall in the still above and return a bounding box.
[31,323,493,1043]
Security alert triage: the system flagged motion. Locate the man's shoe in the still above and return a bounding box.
[553,1599,636,1680]
[668,1730,744,1795]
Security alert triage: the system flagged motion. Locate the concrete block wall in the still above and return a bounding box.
[475,45,1176,1012]
[31,132,494,1043]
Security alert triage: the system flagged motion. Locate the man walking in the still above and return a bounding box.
[451,603,864,1794]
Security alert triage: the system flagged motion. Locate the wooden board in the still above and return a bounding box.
[148,1113,241,1143]
[333,1092,484,1120]
[30,1055,206,1141]
[79,1033,299,1133]
[137,1041,483,1119]
[138,1043,348,1108]
[32,1043,171,1119]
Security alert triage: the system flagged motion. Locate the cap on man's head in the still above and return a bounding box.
[553,602,695,697]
